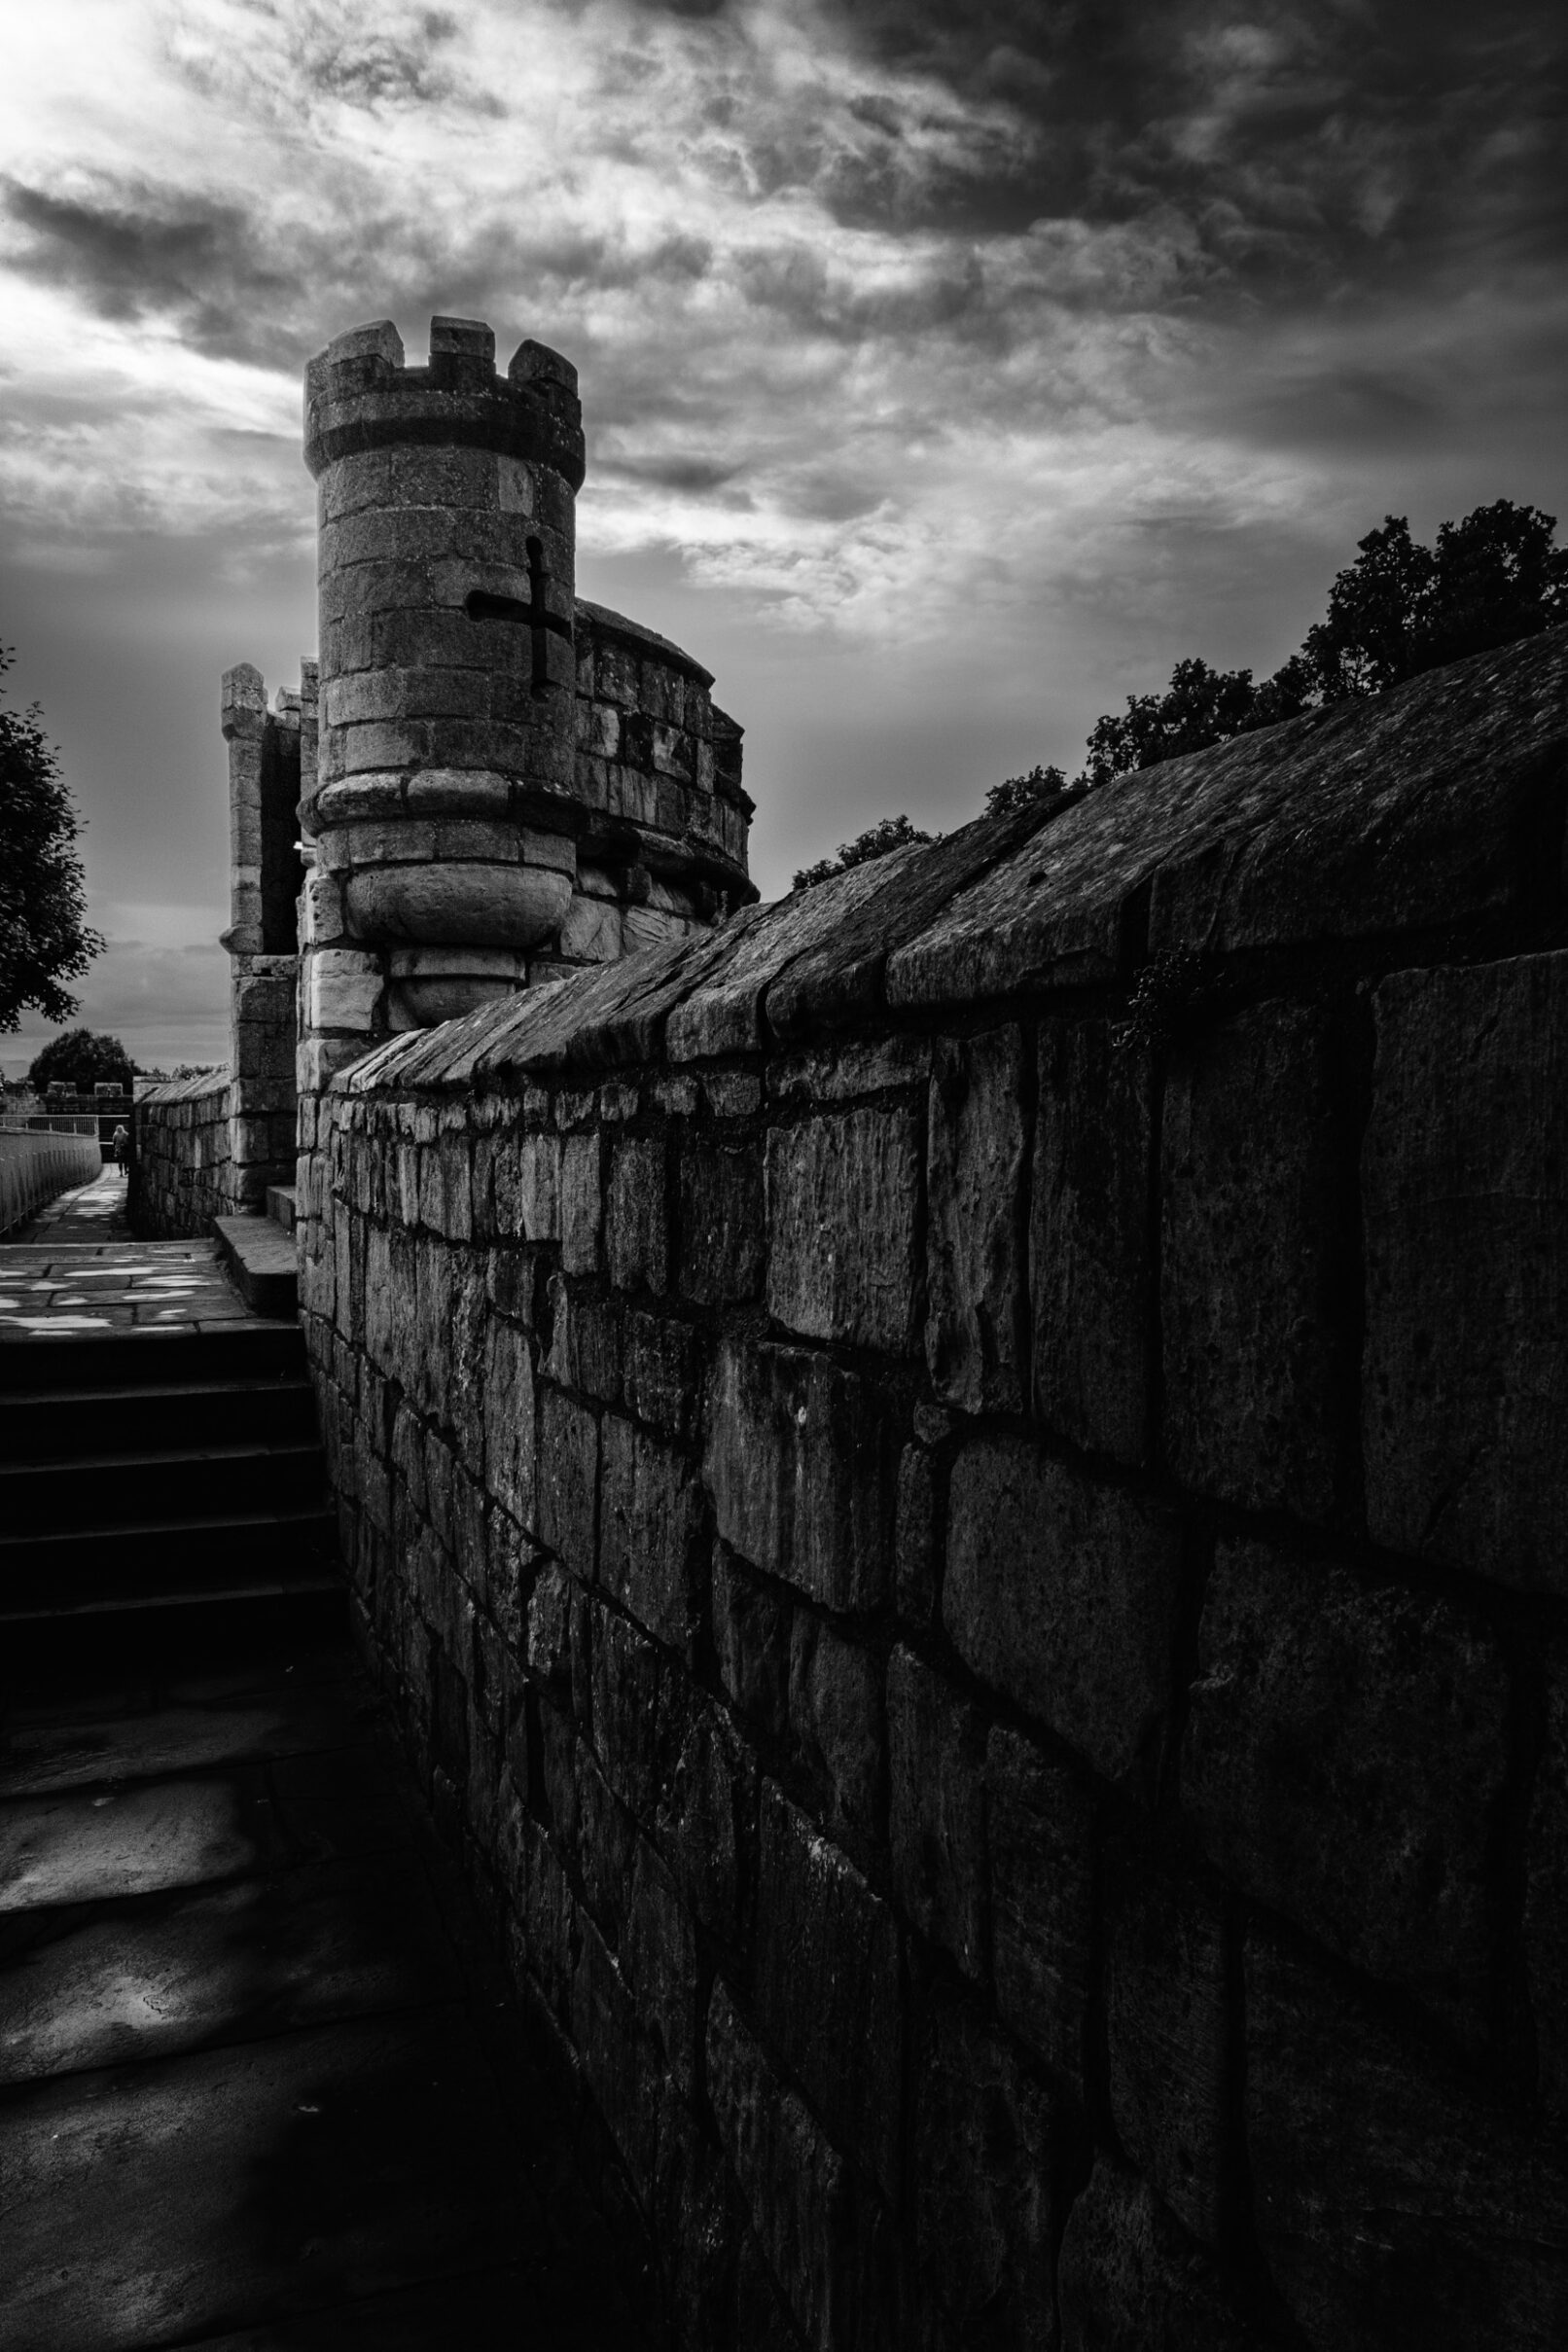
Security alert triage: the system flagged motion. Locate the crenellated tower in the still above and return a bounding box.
[302,315,587,1041]
[294,314,755,1102]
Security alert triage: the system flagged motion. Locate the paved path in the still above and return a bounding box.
[0,1639,654,2350]
[0,1170,258,1340]
[14,1166,134,1245]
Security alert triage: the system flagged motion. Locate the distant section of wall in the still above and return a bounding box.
[229,948,298,1209]
[302,626,1568,2352]
[28,1086,134,1162]
[221,662,303,1207]
[131,1074,233,1237]
[0,1130,103,1233]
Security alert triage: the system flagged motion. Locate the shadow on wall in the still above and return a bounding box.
[298,628,1568,2348]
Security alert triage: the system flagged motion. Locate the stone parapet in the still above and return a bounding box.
[130,1072,234,1236]
[297,624,1568,2350]
[0,1130,103,1234]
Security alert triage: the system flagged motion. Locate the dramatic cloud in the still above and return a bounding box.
[1,0,1563,1056]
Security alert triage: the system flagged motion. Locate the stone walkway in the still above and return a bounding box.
[0,1171,253,1341]
[13,1166,134,1244]
[0,1173,658,2349]
[0,1639,654,2351]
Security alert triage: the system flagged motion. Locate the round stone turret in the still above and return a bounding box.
[295,314,754,1058]
[303,314,586,1023]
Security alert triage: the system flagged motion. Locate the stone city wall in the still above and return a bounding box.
[131,1073,234,1237]
[301,625,1568,2351]
[0,1130,104,1233]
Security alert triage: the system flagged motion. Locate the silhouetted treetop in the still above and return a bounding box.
[793,499,1568,888]
[793,811,936,891]
[0,647,101,1033]
[983,496,1568,810]
[26,1029,134,1092]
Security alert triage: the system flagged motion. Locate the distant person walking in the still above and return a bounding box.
[111,1123,129,1177]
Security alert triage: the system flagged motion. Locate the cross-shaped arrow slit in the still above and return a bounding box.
[466,536,572,691]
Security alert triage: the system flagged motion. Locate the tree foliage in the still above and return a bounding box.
[26,1028,134,1093]
[0,648,101,1032]
[1079,654,1316,789]
[792,499,1567,886]
[793,811,936,891]
[1302,501,1568,700]
[984,497,1568,808]
[983,763,1071,818]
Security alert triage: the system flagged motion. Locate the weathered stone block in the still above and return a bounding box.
[944,1437,1182,1793]
[485,1506,539,1656]
[754,1782,902,2203]
[706,1978,850,2352]
[986,1725,1094,2098]
[653,2089,737,2352]
[1245,1928,1568,2352]
[1031,1020,1152,1465]
[771,1035,929,1108]
[606,1130,667,1293]
[445,1253,490,1479]
[536,1387,597,1577]
[913,1989,1059,2351]
[559,889,624,963]
[1524,1641,1568,2125]
[1363,952,1568,1592]
[1106,1846,1229,2246]
[559,1129,603,1274]
[706,1339,896,1613]
[503,1798,576,2027]
[766,1107,921,1355]
[598,1413,703,1659]
[712,1543,791,1740]
[482,1314,535,1532]
[547,1276,622,1405]
[925,1025,1027,1412]
[620,1835,698,2098]
[1160,1002,1342,1520]
[572,1914,659,2200]
[1182,1539,1507,2034]
[894,1443,939,1629]
[575,1734,640,1932]
[498,1129,559,1243]
[412,1233,454,1422]
[788,1613,885,1842]
[701,1066,760,1119]
[484,1245,534,1331]
[735,2227,805,2352]
[623,1310,700,1441]
[591,1603,753,1939]
[888,1646,985,1978]
[525,1558,588,1711]
[678,1138,765,1305]
[1058,2160,1278,2352]
[308,946,383,1034]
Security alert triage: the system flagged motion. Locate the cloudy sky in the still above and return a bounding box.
[2,0,1564,1071]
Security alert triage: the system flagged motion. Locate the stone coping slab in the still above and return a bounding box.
[322,624,1568,1095]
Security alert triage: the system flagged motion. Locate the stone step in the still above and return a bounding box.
[213,1215,298,1317]
[0,1441,325,1532]
[0,1322,304,1393]
[0,1375,318,1465]
[267,1183,299,1235]
[1,1581,346,1674]
[0,1503,340,1617]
